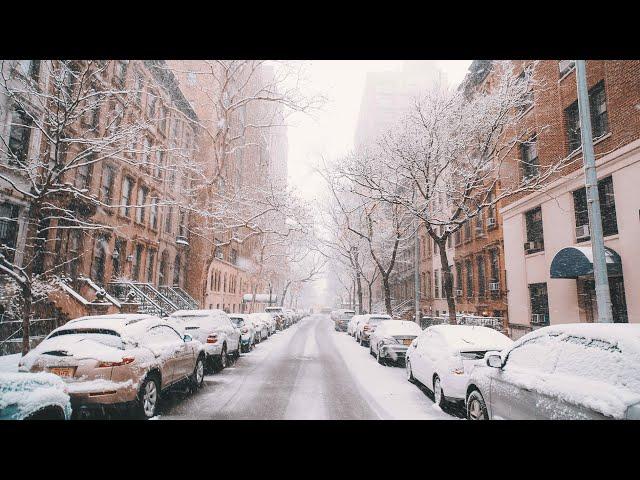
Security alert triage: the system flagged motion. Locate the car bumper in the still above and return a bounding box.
[65,379,139,408]
[379,344,409,361]
[441,373,469,401]
[204,343,223,356]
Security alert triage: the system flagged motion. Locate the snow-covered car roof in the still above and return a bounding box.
[428,325,513,352]
[0,372,72,420]
[518,322,640,346]
[58,314,162,335]
[170,309,228,318]
[378,320,423,336]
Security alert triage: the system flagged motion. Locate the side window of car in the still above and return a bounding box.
[146,325,181,345]
[554,335,623,386]
[504,334,561,373]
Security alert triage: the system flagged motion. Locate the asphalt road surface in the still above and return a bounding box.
[158,314,381,420]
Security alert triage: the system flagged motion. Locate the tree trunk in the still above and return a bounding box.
[356,272,363,314]
[382,274,392,316]
[280,281,291,307]
[368,282,373,313]
[21,283,32,356]
[436,238,457,325]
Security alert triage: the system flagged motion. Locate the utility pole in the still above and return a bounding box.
[575,60,613,323]
[414,221,420,325]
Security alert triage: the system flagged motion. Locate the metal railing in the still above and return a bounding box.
[107,281,167,317]
[158,285,199,310]
[1,317,65,356]
[420,314,506,333]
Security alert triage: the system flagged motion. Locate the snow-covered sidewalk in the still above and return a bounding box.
[0,353,20,373]
[330,323,459,420]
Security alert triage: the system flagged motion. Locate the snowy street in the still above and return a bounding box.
[157,314,459,420]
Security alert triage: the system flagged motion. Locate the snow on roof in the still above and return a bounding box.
[379,320,422,336]
[429,324,513,351]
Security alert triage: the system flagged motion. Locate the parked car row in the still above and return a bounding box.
[8,307,307,420]
[338,313,640,420]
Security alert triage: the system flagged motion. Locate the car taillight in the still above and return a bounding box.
[241,327,249,334]
[97,357,135,368]
[207,334,218,344]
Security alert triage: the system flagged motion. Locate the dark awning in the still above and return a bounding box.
[550,246,622,279]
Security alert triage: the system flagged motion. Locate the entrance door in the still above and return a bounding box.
[609,276,628,323]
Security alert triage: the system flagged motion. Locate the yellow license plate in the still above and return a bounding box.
[403,339,412,346]
[50,367,75,378]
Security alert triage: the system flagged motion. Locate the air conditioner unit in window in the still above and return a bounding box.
[489,282,500,291]
[575,224,590,240]
[486,217,497,228]
[524,240,543,253]
[176,235,189,247]
[531,313,548,325]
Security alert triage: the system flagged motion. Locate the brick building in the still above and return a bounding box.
[496,60,640,337]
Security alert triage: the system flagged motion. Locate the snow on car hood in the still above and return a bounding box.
[380,321,422,337]
[432,325,513,352]
[0,372,71,419]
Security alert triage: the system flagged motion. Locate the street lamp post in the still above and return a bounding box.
[575,60,613,323]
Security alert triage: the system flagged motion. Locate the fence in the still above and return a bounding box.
[0,317,66,356]
[420,315,506,333]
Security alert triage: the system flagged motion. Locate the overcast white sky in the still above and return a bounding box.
[286,60,472,201]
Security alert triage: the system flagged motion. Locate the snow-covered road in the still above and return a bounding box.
[159,314,460,420]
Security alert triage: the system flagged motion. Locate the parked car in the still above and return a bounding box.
[465,323,640,420]
[405,324,513,408]
[229,314,255,353]
[347,315,364,337]
[249,313,270,341]
[334,310,355,332]
[18,314,205,419]
[369,320,423,365]
[265,306,286,330]
[0,372,72,420]
[355,314,391,346]
[168,309,241,373]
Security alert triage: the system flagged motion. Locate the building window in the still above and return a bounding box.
[230,248,238,265]
[572,175,618,241]
[164,205,173,233]
[178,209,187,237]
[565,81,609,154]
[477,256,486,298]
[145,249,155,283]
[8,108,32,165]
[154,150,164,179]
[559,60,576,77]
[518,66,534,112]
[135,185,148,224]
[132,244,144,281]
[454,228,462,246]
[91,235,109,285]
[455,263,463,296]
[100,165,116,204]
[146,90,157,118]
[114,61,128,87]
[159,250,169,286]
[520,136,539,180]
[65,229,83,285]
[489,249,500,284]
[112,238,126,278]
[141,137,152,170]
[149,196,159,230]
[524,206,544,253]
[173,254,182,285]
[465,259,473,298]
[529,283,550,325]
[0,203,20,263]
[464,220,471,241]
[434,269,440,299]
[120,177,133,217]
[75,153,94,190]
[16,60,40,81]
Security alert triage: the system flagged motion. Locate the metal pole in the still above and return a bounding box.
[575,60,613,323]
[414,221,420,325]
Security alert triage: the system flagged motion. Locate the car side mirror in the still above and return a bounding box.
[486,353,503,368]
[183,334,193,343]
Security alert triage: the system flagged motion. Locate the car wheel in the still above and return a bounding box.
[136,376,160,419]
[406,359,414,382]
[467,390,489,420]
[433,376,446,408]
[190,355,205,390]
[377,346,385,365]
[216,344,228,371]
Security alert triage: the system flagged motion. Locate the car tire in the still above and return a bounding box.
[216,344,228,372]
[190,355,205,391]
[406,359,415,382]
[136,375,160,419]
[467,390,489,420]
[433,375,446,408]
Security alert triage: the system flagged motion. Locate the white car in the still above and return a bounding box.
[369,320,423,365]
[229,314,255,353]
[249,313,270,341]
[405,325,513,408]
[355,314,391,346]
[465,323,640,420]
[347,315,363,337]
[168,309,241,373]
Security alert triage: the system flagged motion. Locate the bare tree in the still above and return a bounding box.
[0,60,162,354]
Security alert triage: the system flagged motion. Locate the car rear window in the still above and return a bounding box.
[460,351,488,360]
[368,317,388,324]
[230,317,245,327]
[47,329,124,349]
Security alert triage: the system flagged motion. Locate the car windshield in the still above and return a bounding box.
[230,318,245,327]
[368,317,387,325]
[47,328,124,349]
